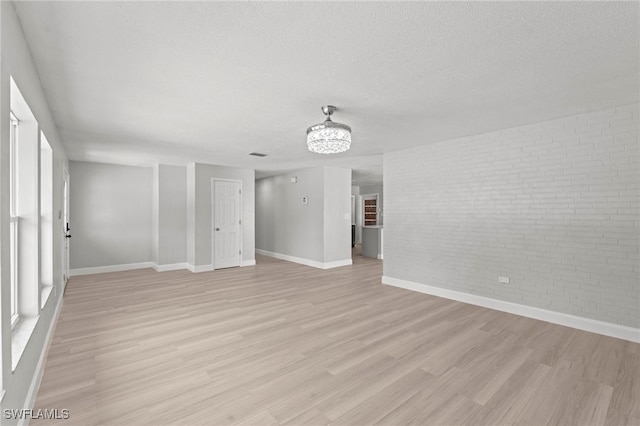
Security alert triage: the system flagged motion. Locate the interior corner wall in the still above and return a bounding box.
[152,165,159,264]
[157,164,187,265]
[189,163,255,268]
[69,161,153,269]
[186,163,196,266]
[255,166,352,266]
[324,167,352,263]
[0,1,69,420]
[383,104,640,328]
[256,167,326,263]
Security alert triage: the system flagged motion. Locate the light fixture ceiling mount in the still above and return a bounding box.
[306,105,351,154]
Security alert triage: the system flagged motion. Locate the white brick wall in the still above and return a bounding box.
[384,104,639,328]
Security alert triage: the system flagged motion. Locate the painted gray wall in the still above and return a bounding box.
[256,167,326,262]
[256,166,351,265]
[186,163,196,266]
[157,165,187,265]
[324,167,352,263]
[152,165,159,263]
[187,163,255,267]
[0,1,69,419]
[384,104,639,328]
[70,161,153,268]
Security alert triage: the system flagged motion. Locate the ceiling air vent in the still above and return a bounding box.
[249,152,267,157]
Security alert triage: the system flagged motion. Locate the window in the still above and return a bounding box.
[9,77,42,370]
[9,112,19,327]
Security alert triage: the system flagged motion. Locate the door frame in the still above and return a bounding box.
[62,166,70,288]
[211,178,243,270]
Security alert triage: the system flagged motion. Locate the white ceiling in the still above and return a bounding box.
[14,1,639,186]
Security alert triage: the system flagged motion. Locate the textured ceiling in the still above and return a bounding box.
[14,1,639,185]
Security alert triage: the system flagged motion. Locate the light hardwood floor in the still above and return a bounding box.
[32,252,639,426]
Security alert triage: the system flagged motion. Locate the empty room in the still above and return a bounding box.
[0,1,638,425]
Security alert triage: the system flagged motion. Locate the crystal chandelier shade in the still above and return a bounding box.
[306,106,352,154]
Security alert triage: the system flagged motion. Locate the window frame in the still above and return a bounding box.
[9,112,20,328]
[40,131,54,308]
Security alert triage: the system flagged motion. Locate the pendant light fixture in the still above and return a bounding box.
[306,105,351,154]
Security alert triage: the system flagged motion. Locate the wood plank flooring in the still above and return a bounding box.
[32,251,639,425]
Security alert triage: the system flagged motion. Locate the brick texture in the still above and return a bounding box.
[384,104,639,327]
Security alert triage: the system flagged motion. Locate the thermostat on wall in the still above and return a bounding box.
[302,196,308,205]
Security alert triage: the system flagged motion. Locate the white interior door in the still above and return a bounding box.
[213,179,242,269]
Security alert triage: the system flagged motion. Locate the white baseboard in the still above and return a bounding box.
[256,249,352,269]
[323,259,353,269]
[71,260,256,276]
[187,264,213,273]
[187,261,255,271]
[152,262,189,272]
[69,262,154,276]
[382,276,640,344]
[19,295,64,426]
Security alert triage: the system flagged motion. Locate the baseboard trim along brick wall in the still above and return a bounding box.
[382,276,640,343]
[384,103,639,330]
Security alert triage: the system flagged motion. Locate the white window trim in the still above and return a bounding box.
[40,131,54,308]
[10,217,20,329]
[9,113,20,329]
